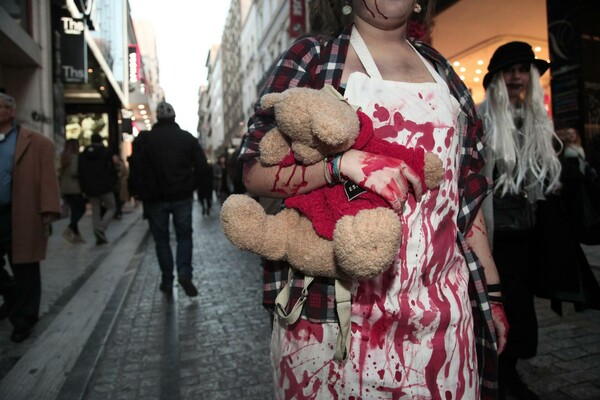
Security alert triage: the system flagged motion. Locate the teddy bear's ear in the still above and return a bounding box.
[261,92,284,109]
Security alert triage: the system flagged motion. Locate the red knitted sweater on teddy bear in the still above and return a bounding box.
[283,110,427,240]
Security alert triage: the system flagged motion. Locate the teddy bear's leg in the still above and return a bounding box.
[221,195,346,279]
[286,215,344,279]
[333,208,402,280]
[220,194,298,260]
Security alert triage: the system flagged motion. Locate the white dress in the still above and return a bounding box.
[271,28,478,399]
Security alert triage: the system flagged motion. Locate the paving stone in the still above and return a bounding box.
[560,382,600,400]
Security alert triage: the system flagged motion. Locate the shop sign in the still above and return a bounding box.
[289,0,306,38]
[60,15,87,84]
[128,45,140,84]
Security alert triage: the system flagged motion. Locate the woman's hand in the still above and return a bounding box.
[490,302,509,354]
[339,149,424,213]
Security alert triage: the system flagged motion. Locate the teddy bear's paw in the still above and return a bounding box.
[259,129,291,165]
[291,141,325,165]
[286,216,339,278]
[424,152,445,189]
[333,208,401,280]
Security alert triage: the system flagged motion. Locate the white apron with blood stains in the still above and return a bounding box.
[270,27,478,399]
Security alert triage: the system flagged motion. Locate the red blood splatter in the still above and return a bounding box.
[361,0,376,18]
[372,108,443,153]
[373,103,390,122]
[358,154,408,205]
[445,170,453,181]
[271,164,308,195]
[377,369,385,379]
[271,165,286,194]
[395,370,402,381]
[445,127,455,148]
[373,0,388,19]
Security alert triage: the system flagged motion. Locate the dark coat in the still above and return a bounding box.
[78,143,116,196]
[197,163,214,201]
[533,156,600,314]
[142,121,206,201]
[127,131,154,200]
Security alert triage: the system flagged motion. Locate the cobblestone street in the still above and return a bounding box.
[79,203,272,400]
[0,201,598,399]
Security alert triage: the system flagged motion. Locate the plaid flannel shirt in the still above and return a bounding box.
[240,25,498,399]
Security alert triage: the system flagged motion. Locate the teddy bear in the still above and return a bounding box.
[220,85,444,280]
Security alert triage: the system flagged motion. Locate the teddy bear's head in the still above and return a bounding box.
[260,86,361,165]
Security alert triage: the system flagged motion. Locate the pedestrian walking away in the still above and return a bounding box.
[0,92,61,343]
[136,100,207,297]
[239,1,508,398]
[60,138,87,243]
[197,152,214,216]
[214,154,231,204]
[78,133,117,245]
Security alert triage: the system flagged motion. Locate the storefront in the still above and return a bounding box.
[53,0,154,157]
[434,0,600,145]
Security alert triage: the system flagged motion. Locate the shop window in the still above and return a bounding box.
[65,112,110,148]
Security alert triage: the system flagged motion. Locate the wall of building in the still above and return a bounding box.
[0,1,54,139]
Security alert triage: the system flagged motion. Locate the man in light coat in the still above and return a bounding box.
[0,93,61,342]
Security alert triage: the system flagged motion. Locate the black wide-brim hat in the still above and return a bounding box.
[483,41,550,89]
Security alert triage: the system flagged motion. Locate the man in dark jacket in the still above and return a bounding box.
[142,101,206,297]
[78,133,116,245]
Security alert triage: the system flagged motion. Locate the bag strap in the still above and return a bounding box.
[334,279,352,361]
[274,268,314,324]
[274,268,353,362]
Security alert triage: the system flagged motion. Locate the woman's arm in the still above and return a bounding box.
[243,159,328,198]
[465,207,508,354]
[465,208,499,284]
[244,147,425,206]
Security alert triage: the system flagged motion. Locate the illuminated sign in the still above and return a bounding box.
[59,13,87,84]
[61,17,84,35]
[128,45,140,84]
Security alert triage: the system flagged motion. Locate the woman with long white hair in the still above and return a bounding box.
[480,41,561,400]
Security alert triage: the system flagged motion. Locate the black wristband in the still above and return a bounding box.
[487,283,502,293]
[488,295,504,303]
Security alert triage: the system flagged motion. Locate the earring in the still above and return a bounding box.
[342,0,353,16]
[413,3,422,13]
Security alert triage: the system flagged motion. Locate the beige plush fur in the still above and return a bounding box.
[220,86,444,280]
[259,86,360,165]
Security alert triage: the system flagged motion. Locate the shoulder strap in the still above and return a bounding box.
[274,268,353,362]
[334,279,352,361]
[274,268,314,324]
[350,26,383,80]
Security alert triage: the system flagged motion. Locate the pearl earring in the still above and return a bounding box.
[413,3,422,13]
[342,0,353,16]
